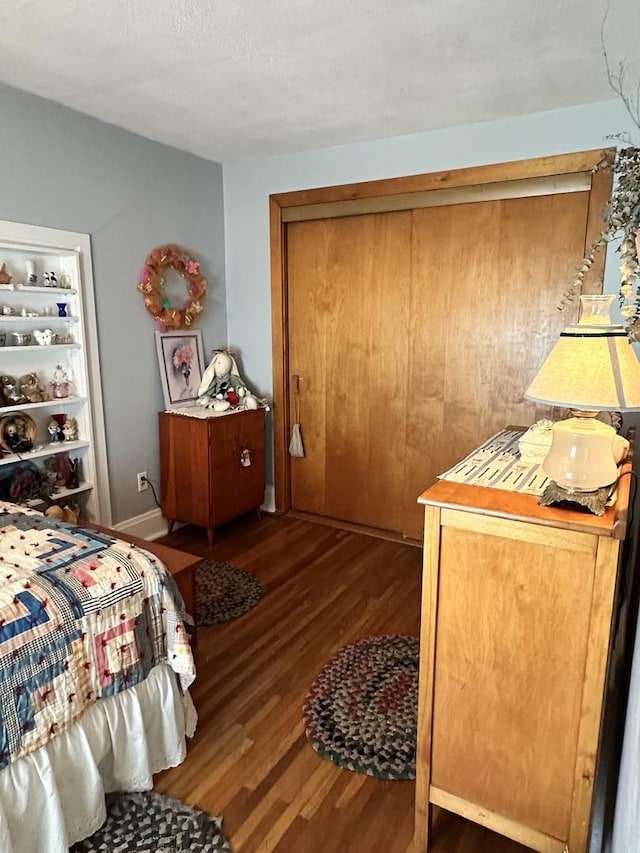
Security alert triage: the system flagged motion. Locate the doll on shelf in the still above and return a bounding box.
[62,417,77,442]
[47,420,62,443]
[4,421,32,453]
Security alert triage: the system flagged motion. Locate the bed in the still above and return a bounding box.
[0,500,197,853]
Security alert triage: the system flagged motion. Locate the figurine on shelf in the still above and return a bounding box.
[25,261,37,284]
[19,373,46,403]
[66,458,80,490]
[43,457,59,491]
[34,329,54,346]
[50,364,70,399]
[0,263,12,285]
[47,420,62,443]
[62,417,77,442]
[1,375,28,405]
[4,420,33,453]
[55,453,70,487]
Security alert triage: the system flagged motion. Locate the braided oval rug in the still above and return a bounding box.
[71,791,231,852]
[303,634,419,780]
[196,560,262,625]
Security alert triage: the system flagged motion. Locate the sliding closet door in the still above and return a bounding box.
[401,192,590,538]
[287,211,413,533]
[287,190,591,539]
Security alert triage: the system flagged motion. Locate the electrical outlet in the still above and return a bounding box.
[137,471,148,492]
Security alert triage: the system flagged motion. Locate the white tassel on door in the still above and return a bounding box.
[289,423,305,457]
[289,375,306,458]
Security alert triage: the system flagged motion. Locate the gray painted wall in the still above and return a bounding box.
[0,82,226,524]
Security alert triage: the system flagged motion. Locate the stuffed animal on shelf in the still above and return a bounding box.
[19,373,46,403]
[45,503,79,524]
[43,457,59,491]
[197,349,266,412]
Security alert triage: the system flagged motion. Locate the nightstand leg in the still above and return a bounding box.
[255,507,262,522]
[207,527,214,547]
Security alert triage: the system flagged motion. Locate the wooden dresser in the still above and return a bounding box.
[159,408,265,545]
[414,464,632,853]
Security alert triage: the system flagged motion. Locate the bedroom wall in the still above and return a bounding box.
[0,82,226,526]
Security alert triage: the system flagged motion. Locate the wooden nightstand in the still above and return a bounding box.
[159,408,266,546]
[414,459,632,852]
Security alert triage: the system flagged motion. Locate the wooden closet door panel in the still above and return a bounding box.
[287,212,412,531]
[401,191,590,539]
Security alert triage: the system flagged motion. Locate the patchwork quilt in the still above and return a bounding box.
[0,501,195,770]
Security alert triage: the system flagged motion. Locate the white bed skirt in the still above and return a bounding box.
[0,663,197,853]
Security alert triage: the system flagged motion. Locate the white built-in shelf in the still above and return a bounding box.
[26,482,93,510]
[0,220,111,524]
[4,343,81,352]
[0,316,78,324]
[0,439,90,468]
[0,284,77,295]
[51,481,93,500]
[0,397,86,415]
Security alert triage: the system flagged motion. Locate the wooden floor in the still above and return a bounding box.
[155,514,531,853]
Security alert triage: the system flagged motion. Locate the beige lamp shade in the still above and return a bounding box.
[525,295,638,492]
[525,295,640,412]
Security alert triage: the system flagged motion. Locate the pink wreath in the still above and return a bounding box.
[138,244,207,331]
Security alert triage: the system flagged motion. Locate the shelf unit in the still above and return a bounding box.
[0,220,111,524]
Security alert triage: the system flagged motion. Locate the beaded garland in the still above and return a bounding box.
[138,244,207,331]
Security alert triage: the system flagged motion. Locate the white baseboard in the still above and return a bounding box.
[117,487,275,541]
[262,484,275,513]
[113,508,169,541]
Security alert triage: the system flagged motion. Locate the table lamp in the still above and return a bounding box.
[525,294,640,514]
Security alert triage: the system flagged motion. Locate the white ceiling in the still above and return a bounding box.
[0,0,637,162]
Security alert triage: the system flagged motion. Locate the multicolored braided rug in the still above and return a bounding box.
[71,791,231,852]
[196,560,262,625]
[303,634,419,780]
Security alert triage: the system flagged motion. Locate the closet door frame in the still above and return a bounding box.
[269,149,613,518]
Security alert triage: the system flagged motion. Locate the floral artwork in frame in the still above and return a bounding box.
[155,330,205,410]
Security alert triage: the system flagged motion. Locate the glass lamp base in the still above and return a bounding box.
[538,482,610,516]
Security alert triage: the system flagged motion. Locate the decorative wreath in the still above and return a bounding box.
[138,244,207,330]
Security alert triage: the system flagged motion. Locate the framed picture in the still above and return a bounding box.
[155,330,206,410]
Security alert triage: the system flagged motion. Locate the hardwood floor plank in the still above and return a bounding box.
[155,514,532,852]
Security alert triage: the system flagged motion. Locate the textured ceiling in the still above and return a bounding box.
[0,0,637,162]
